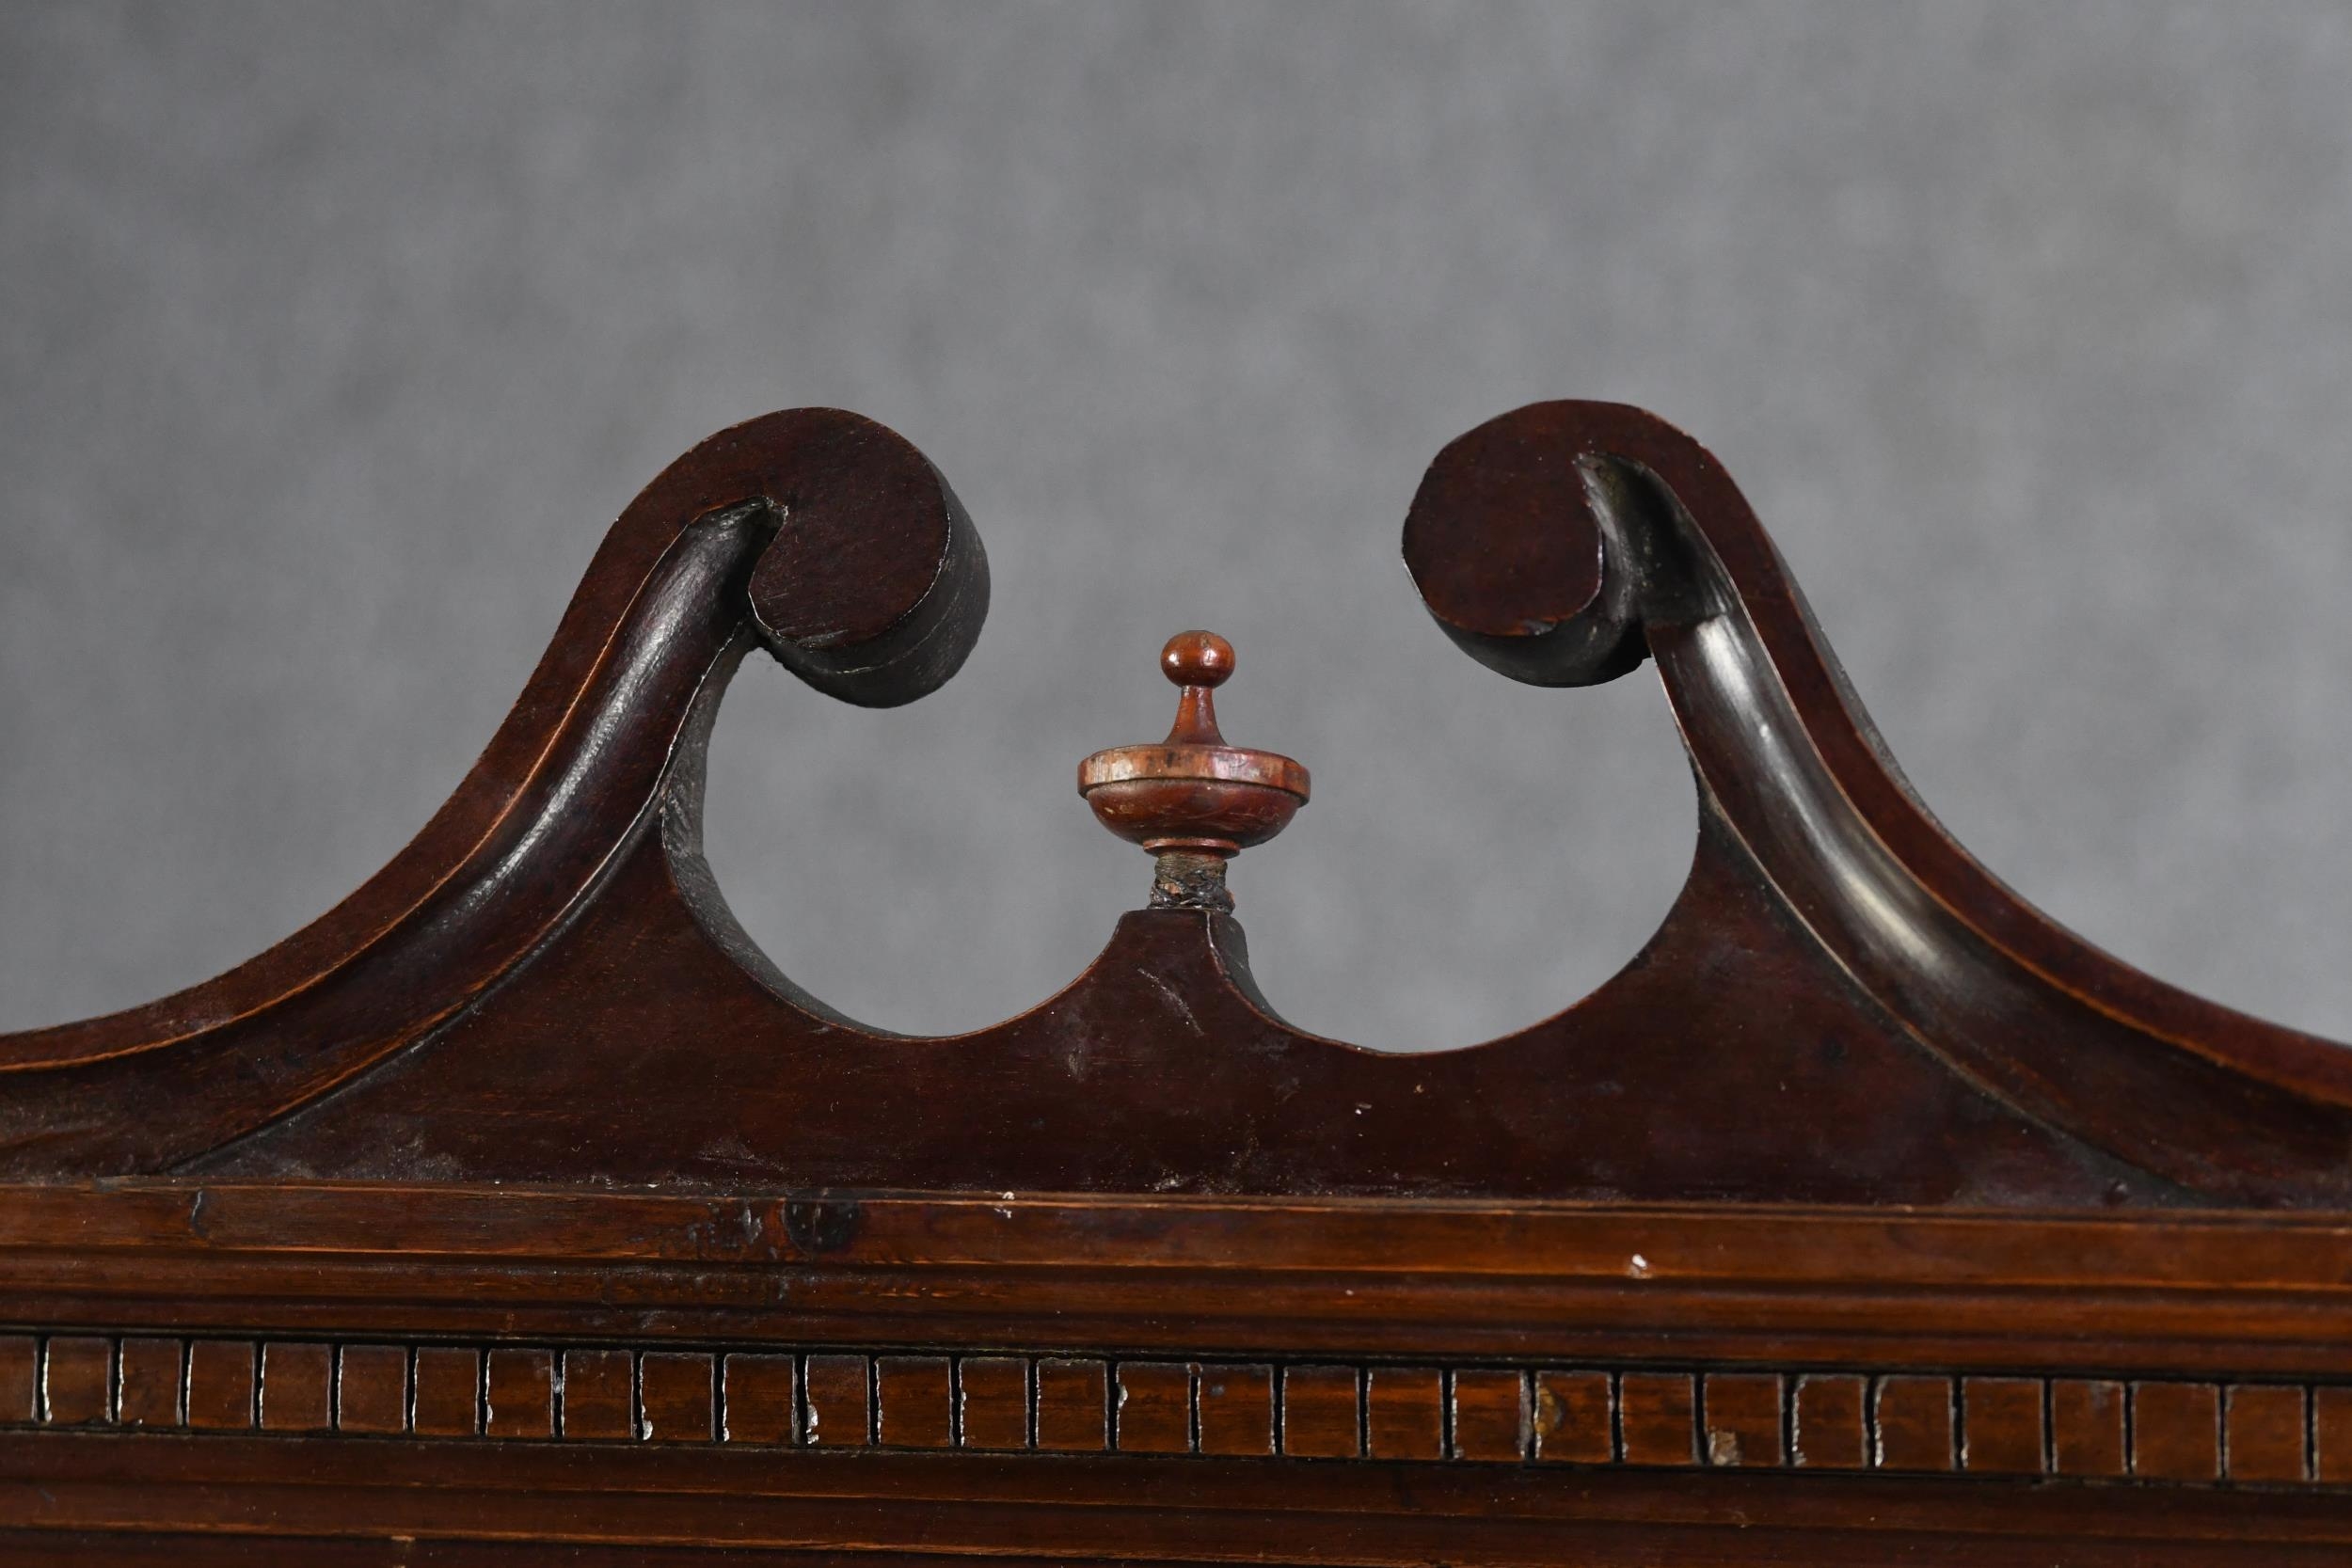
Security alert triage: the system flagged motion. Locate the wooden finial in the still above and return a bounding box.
[1078,631,1309,911]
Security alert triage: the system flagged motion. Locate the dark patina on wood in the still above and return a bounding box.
[2,401,2346,1562]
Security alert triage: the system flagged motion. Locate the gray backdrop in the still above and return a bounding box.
[4,2,2349,1052]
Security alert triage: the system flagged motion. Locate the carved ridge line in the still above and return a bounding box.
[0,1331,2342,1487]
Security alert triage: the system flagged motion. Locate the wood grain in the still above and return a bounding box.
[1116,1362,1192,1455]
[1791,1375,1867,1470]
[877,1356,954,1449]
[484,1350,552,1441]
[410,1347,479,1438]
[1534,1370,1614,1465]
[720,1354,796,1447]
[1034,1359,1108,1454]
[336,1344,407,1435]
[2133,1382,2221,1481]
[1960,1377,2044,1475]
[2052,1379,2128,1478]
[0,1338,34,1425]
[2225,1384,2308,1482]
[1281,1367,1361,1460]
[1364,1367,1443,1461]
[114,1337,179,1430]
[563,1349,632,1440]
[955,1356,1028,1451]
[1618,1373,1695,1467]
[15,408,2352,1208]
[1700,1372,1781,1468]
[1196,1363,1274,1458]
[5,402,2352,1560]
[1873,1376,1954,1472]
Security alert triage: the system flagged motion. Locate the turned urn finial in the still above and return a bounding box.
[1077,631,1311,911]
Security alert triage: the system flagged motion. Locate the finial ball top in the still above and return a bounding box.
[1162,629,1235,689]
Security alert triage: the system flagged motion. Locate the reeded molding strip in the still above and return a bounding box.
[2,1332,2343,1488]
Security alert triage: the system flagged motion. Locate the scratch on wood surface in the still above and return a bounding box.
[1136,970,1203,1037]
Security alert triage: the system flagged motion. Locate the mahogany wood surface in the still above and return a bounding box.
[2,401,2346,1560]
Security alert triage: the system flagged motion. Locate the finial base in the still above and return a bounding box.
[1150,849,1234,913]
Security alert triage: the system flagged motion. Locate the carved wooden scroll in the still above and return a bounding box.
[1403,403,2352,1205]
[3,402,2348,1563]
